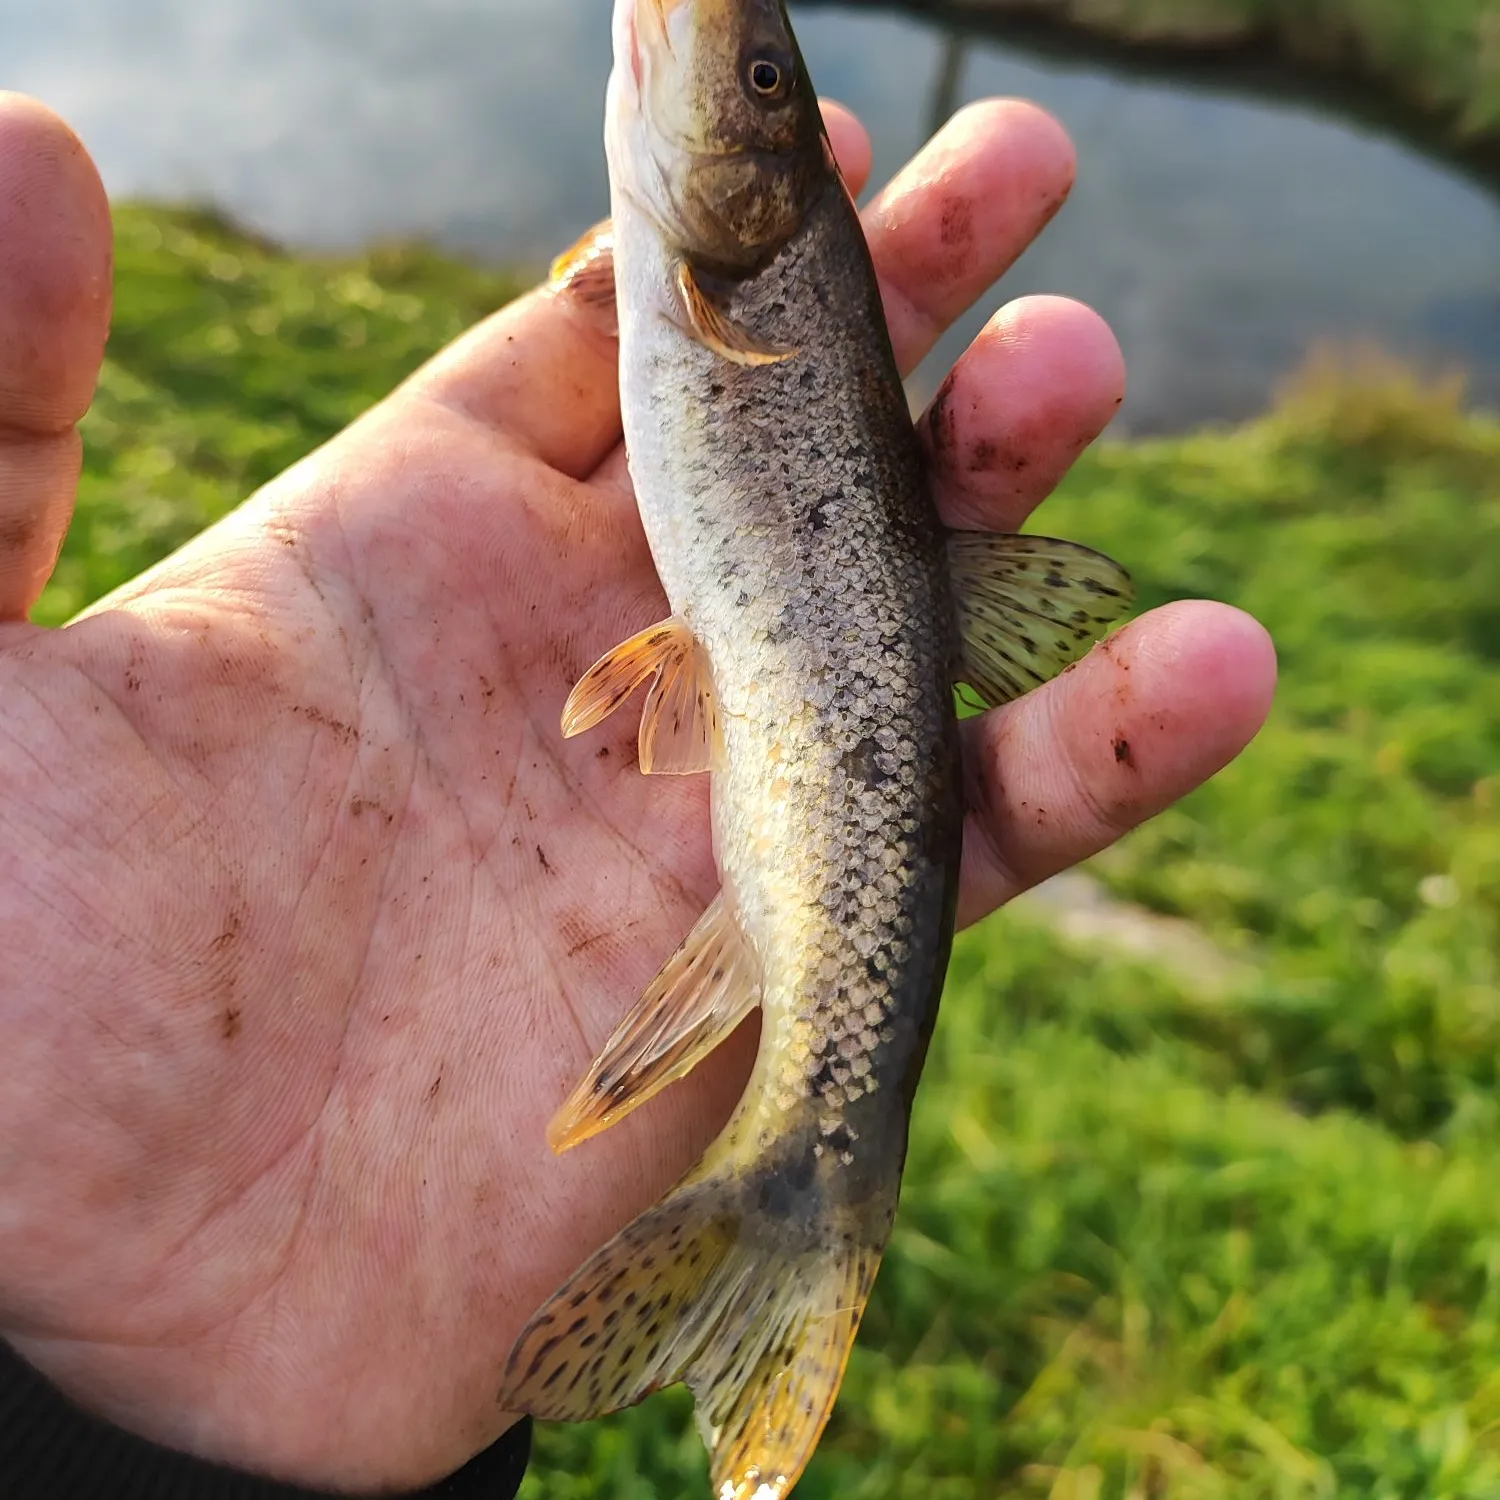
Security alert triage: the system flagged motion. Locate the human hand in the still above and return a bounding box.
[0,91,1275,1491]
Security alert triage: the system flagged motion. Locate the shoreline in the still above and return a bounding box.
[807,0,1500,196]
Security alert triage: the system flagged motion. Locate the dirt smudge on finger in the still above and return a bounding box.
[0,512,38,553]
[923,371,958,466]
[938,196,975,258]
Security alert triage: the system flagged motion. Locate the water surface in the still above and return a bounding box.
[5,0,1498,430]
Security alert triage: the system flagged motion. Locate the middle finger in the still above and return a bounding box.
[921,292,1126,534]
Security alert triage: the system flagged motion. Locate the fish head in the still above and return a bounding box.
[609,0,829,271]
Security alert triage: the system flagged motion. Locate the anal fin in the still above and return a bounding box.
[562,615,723,775]
[675,261,796,368]
[948,531,1135,707]
[548,892,759,1153]
[549,219,617,334]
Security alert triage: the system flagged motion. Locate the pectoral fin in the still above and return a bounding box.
[562,616,723,774]
[549,219,617,333]
[948,532,1134,706]
[675,261,796,367]
[547,892,760,1153]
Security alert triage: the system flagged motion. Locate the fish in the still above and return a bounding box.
[498,1,1134,1495]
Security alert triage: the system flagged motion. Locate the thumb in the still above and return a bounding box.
[0,94,112,624]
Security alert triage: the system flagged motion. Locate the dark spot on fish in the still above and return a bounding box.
[1113,736,1135,769]
[569,1287,589,1310]
[523,1333,566,1382]
[735,590,750,608]
[427,1073,442,1101]
[596,745,610,759]
[567,1316,587,1336]
[756,1174,797,1219]
[542,1362,569,1390]
[536,845,553,873]
[221,1007,242,1041]
[785,1146,816,1192]
[840,736,889,790]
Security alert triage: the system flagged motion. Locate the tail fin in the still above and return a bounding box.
[499,1177,880,1500]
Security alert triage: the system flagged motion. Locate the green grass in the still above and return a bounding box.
[37,204,523,626]
[46,210,1500,1497]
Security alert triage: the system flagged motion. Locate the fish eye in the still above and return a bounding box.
[745,51,792,102]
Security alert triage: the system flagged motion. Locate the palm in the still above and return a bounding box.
[2,392,734,1480]
[0,93,1275,1493]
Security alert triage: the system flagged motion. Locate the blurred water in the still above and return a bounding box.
[4,0,1499,431]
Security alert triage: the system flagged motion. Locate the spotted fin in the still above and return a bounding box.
[547,892,760,1154]
[947,532,1134,707]
[499,1177,880,1500]
[675,261,796,368]
[549,219,617,333]
[562,616,723,775]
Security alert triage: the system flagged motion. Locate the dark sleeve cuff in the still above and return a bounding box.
[0,1338,531,1499]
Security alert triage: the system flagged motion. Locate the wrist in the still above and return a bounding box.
[0,1339,532,1500]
